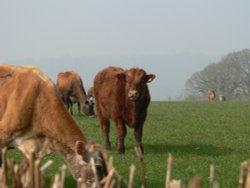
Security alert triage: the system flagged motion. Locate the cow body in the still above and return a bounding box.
[207,90,216,101]
[56,71,93,116]
[0,64,106,180]
[93,66,155,154]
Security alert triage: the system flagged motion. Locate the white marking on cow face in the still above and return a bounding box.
[128,90,140,101]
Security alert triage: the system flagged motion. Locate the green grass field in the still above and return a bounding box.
[7,101,250,187]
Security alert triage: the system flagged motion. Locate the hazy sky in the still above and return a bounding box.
[0,1,250,100]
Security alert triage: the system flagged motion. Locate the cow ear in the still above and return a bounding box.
[146,74,156,83]
[75,141,85,155]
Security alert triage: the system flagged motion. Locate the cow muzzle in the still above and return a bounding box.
[128,90,139,101]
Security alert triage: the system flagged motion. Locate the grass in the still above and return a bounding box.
[7,101,250,187]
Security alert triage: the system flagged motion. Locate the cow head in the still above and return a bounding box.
[81,99,95,117]
[71,141,107,181]
[118,68,155,101]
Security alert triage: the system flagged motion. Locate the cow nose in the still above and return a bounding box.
[128,90,139,100]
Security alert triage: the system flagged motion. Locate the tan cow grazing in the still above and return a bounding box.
[207,90,216,101]
[56,71,94,116]
[94,66,156,154]
[0,64,107,181]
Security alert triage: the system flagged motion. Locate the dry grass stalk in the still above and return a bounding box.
[239,161,247,188]
[90,158,101,188]
[10,161,22,188]
[209,164,219,188]
[103,168,116,188]
[135,146,146,188]
[0,147,8,188]
[128,165,136,188]
[40,160,53,172]
[246,161,250,188]
[34,159,41,188]
[4,147,250,188]
[165,153,173,188]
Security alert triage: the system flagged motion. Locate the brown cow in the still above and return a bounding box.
[0,64,107,181]
[93,66,155,154]
[207,89,216,101]
[56,71,94,116]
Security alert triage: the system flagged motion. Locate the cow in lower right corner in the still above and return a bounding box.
[93,66,156,154]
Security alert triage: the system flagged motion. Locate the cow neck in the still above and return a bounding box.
[36,91,87,153]
[76,86,88,111]
[78,88,88,104]
[123,98,139,127]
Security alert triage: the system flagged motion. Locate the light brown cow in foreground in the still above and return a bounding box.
[94,66,155,154]
[207,90,216,101]
[0,64,107,180]
[56,71,94,116]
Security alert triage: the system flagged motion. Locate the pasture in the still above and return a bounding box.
[7,101,250,187]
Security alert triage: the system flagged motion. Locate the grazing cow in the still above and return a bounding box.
[219,93,226,101]
[94,66,156,154]
[87,86,95,116]
[0,64,107,180]
[56,71,94,116]
[207,90,216,101]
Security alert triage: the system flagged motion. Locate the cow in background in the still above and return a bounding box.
[56,71,94,116]
[219,93,226,101]
[94,66,155,154]
[87,86,95,116]
[207,90,216,101]
[0,64,107,181]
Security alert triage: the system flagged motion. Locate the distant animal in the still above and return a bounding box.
[219,93,226,101]
[0,64,107,181]
[94,66,156,154]
[207,90,216,101]
[56,71,94,116]
[87,86,95,116]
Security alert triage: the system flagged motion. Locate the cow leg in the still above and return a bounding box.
[65,101,71,114]
[69,102,74,115]
[100,118,111,150]
[77,102,80,116]
[134,126,144,154]
[115,122,127,154]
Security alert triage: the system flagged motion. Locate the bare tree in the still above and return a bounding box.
[185,49,250,101]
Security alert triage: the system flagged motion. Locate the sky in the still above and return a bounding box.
[0,0,250,100]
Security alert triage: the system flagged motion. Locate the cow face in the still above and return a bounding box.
[119,68,155,101]
[75,141,107,181]
[82,100,95,117]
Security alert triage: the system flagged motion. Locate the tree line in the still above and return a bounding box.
[185,49,250,101]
